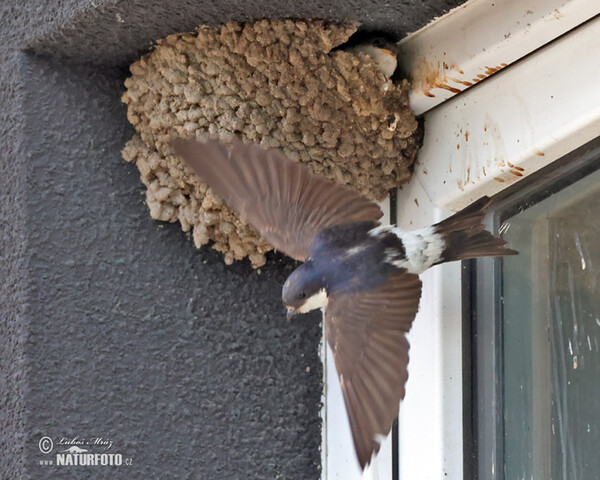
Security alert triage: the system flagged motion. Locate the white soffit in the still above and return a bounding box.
[408,15,600,211]
[398,0,600,115]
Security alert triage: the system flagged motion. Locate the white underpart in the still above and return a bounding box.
[369,225,445,274]
[344,44,397,78]
[297,288,329,314]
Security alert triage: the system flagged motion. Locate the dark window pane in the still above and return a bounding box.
[501,169,600,479]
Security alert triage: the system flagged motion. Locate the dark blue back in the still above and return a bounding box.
[308,221,406,295]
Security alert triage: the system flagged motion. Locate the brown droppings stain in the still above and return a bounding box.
[423,168,428,174]
[484,65,504,76]
[457,180,464,192]
[494,177,505,183]
[507,160,515,168]
[440,85,461,94]
[413,60,470,97]
[536,151,545,156]
[465,131,469,142]
[466,167,471,183]
[414,198,419,206]
[514,166,525,172]
[121,19,421,267]
[477,74,486,79]
[482,167,487,176]
[501,63,508,67]
[511,170,523,177]
[484,124,488,132]
[450,77,474,87]
[457,144,460,150]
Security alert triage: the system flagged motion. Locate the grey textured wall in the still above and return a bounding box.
[0,1,465,478]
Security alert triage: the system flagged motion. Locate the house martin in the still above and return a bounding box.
[173,137,517,469]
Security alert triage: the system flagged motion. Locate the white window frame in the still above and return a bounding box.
[321,1,600,478]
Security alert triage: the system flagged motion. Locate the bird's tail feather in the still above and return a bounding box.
[434,197,517,263]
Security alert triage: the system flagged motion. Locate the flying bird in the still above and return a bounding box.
[173,137,517,469]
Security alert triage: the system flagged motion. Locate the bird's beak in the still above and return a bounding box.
[380,48,396,58]
[286,306,297,321]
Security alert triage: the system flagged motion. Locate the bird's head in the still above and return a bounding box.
[344,35,398,78]
[282,261,328,320]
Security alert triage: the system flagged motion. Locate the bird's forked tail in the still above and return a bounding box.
[433,196,518,264]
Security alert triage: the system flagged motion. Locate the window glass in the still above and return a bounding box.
[501,168,600,479]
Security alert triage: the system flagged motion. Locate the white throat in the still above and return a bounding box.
[296,289,329,314]
[346,45,397,78]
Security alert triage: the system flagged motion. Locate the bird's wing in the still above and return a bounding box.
[173,138,382,261]
[325,272,422,469]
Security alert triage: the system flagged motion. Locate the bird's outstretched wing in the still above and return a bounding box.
[325,272,422,469]
[173,138,382,261]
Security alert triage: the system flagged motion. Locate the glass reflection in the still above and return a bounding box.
[502,169,600,480]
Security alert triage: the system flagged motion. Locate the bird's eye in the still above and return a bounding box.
[298,292,306,300]
[372,37,385,47]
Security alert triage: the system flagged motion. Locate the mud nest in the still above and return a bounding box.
[122,19,422,268]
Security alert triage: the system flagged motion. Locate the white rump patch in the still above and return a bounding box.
[370,225,445,274]
[296,288,329,314]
